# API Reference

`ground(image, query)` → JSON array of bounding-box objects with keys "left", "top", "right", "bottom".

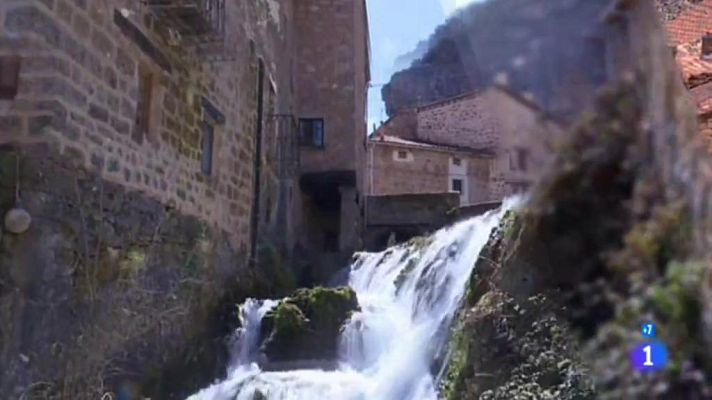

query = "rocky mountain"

[{"left": 382, "top": 0, "right": 611, "bottom": 118}]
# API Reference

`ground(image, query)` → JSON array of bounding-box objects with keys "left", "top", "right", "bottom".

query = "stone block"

[
  {"left": 89, "top": 103, "right": 109, "bottom": 123},
  {"left": 5, "top": 6, "right": 61, "bottom": 47},
  {"left": 115, "top": 47, "right": 136, "bottom": 77}
]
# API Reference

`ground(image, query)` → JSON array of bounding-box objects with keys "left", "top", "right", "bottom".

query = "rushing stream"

[{"left": 188, "top": 201, "right": 513, "bottom": 400}]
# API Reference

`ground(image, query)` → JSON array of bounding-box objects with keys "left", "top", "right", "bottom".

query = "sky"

[{"left": 365, "top": 0, "right": 481, "bottom": 132}]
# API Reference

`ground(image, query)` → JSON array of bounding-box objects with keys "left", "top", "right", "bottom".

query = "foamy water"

[{"left": 188, "top": 200, "right": 515, "bottom": 400}]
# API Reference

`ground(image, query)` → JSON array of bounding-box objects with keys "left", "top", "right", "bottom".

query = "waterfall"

[{"left": 188, "top": 200, "right": 514, "bottom": 400}]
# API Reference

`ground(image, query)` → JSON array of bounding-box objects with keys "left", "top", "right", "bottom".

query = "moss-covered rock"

[
  {"left": 442, "top": 78, "right": 712, "bottom": 399},
  {"left": 260, "top": 286, "right": 359, "bottom": 362}
]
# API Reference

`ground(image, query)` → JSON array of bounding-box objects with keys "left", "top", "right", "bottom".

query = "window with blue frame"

[{"left": 299, "top": 118, "right": 325, "bottom": 148}]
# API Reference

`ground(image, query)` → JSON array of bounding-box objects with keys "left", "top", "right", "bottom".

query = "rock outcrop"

[
  {"left": 442, "top": 80, "right": 712, "bottom": 398},
  {"left": 260, "top": 287, "right": 360, "bottom": 363},
  {"left": 382, "top": 0, "right": 609, "bottom": 118}
]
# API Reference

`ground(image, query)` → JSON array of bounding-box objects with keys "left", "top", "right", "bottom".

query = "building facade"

[
  {"left": 0, "top": 0, "right": 369, "bottom": 397},
  {"left": 293, "top": 0, "right": 370, "bottom": 258},
  {"left": 367, "top": 133, "right": 493, "bottom": 205},
  {"left": 367, "top": 86, "right": 564, "bottom": 206}
]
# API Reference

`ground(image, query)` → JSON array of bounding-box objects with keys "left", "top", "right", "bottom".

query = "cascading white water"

[{"left": 189, "top": 200, "right": 514, "bottom": 400}]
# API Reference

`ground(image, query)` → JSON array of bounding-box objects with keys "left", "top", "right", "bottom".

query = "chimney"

[{"left": 703, "top": 33, "right": 712, "bottom": 60}]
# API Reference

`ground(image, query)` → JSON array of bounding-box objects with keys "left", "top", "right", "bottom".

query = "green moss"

[
  {"left": 270, "top": 303, "right": 308, "bottom": 337},
  {"left": 260, "top": 286, "right": 360, "bottom": 361},
  {"left": 120, "top": 249, "right": 147, "bottom": 277},
  {"left": 651, "top": 260, "right": 705, "bottom": 333},
  {"left": 288, "top": 286, "right": 359, "bottom": 330},
  {"left": 442, "top": 319, "right": 473, "bottom": 400}
]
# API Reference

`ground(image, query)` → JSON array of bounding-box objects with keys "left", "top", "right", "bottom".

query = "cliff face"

[{"left": 382, "top": 0, "right": 610, "bottom": 118}]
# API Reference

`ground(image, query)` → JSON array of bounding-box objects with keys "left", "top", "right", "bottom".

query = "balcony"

[{"left": 143, "top": 0, "right": 225, "bottom": 41}]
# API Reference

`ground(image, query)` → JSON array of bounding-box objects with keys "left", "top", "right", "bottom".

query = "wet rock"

[
  {"left": 260, "top": 286, "right": 359, "bottom": 363},
  {"left": 3, "top": 207, "right": 31, "bottom": 234}
]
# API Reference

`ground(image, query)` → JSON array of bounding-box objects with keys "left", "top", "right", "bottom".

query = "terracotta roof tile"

[
  {"left": 675, "top": 40, "right": 712, "bottom": 85},
  {"left": 666, "top": 0, "right": 712, "bottom": 45}
]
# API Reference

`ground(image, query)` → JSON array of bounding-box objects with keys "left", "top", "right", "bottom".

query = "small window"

[
  {"left": 394, "top": 149, "right": 412, "bottom": 162},
  {"left": 510, "top": 148, "right": 529, "bottom": 172},
  {"left": 452, "top": 157, "right": 462, "bottom": 166},
  {"left": 452, "top": 179, "right": 463, "bottom": 194},
  {"left": 134, "top": 64, "right": 154, "bottom": 143},
  {"left": 299, "top": 118, "right": 325, "bottom": 148},
  {"left": 201, "top": 123, "right": 215, "bottom": 175},
  {"left": 516, "top": 148, "right": 529, "bottom": 172},
  {"left": 0, "top": 56, "right": 21, "bottom": 99}
]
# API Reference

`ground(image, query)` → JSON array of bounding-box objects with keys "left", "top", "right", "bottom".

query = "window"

[
  {"left": 201, "top": 123, "right": 215, "bottom": 175},
  {"left": 452, "top": 157, "right": 462, "bottom": 166},
  {"left": 516, "top": 148, "right": 529, "bottom": 172},
  {"left": 452, "top": 178, "right": 463, "bottom": 194},
  {"left": 299, "top": 118, "right": 325, "bottom": 148},
  {"left": 393, "top": 149, "right": 412, "bottom": 162},
  {"left": 0, "top": 56, "right": 21, "bottom": 99},
  {"left": 510, "top": 148, "right": 529, "bottom": 172},
  {"left": 134, "top": 64, "right": 154, "bottom": 143}
]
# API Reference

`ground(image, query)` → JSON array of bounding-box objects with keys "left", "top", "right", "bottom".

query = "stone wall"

[
  {"left": 0, "top": 0, "right": 297, "bottom": 397},
  {"left": 484, "top": 86, "right": 567, "bottom": 197},
  {"left": 293, "top": 0, "right": 365, "bottom": 175},
  {"left": 291, "top": 0, "right": 369, "bottom": 255},
  {"left": 0, "top": 0, "right": 292, "bottom": 249},
  {"left": 364, "top": 192, "right": 460, "bottom": 250},
  {"left": 416, "top": 93, "right": 500, "bottom": 150},
  {"left": 366, "top": 140, "right": 493, "bottom": 204},
  {"left": 0, "top": 143, "right": 272, "bottom": 398}
]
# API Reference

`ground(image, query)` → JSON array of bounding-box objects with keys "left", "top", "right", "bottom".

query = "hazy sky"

[{"left": 366, "top": 0, "right": 481, "bottom": 131}]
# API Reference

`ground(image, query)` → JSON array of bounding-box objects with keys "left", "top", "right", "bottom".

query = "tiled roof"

[
  {"left": 372, "top": 134, "right": 457, "bottom": 150},
  {"left": 675, "top": 40, "right": 712, "bottom": 86},
  {"left": 666, "top": 0, "right": 712, "bottom": 45}
]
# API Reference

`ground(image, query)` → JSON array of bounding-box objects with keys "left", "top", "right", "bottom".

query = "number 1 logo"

[
  {"left": 631, "top": 342, "right": 668, "bottom": 372},
  {"left": 643, "top": 345, "right": 653, "bottom": 366}
]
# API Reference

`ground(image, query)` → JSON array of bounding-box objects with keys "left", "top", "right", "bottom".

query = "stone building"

[
  {"left": 0, "top": 0, "right": 368, "bottom": 397},
  {"left": 367, "top": 131, "right": 493, "bottom": 205},
  {"left": 366, "top": 86, "right": 564, "bottom": 205},
  {"left": 293, "top": 0, "right": 370, "bottom": 260},
  {"left": 663, "top": 0, "right": 712, "bottom": 148}
]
